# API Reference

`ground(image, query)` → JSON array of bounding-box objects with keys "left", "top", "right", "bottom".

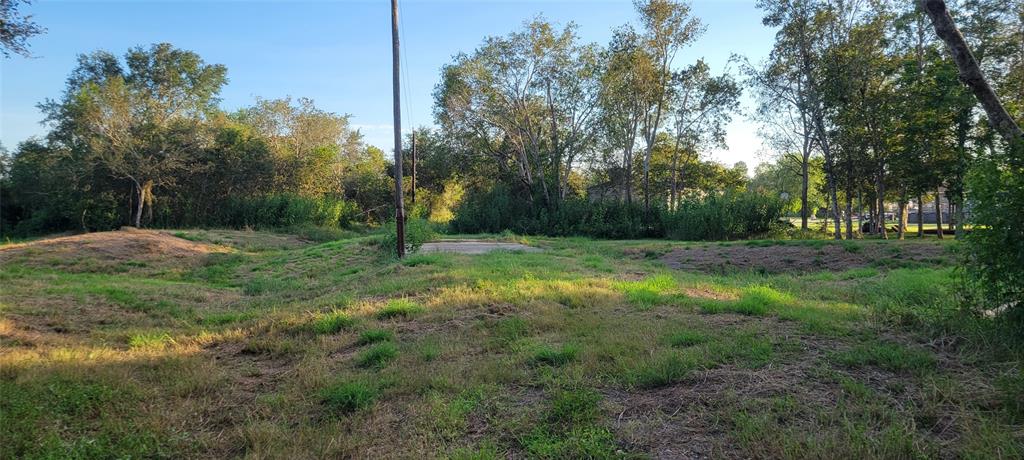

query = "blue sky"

[{"left": 1, "top": 0, "right": 777, "bottom": 169}]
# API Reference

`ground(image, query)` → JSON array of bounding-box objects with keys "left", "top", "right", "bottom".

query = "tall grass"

[{"left": 450, "top": 185, "right": 784, "bottom": 241}]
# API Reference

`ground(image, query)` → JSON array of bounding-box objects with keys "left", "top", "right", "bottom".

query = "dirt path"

[{"left": 419, "top": 240, "right": 542, "bottom": 255}]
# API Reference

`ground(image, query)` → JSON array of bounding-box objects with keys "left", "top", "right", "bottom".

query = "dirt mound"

[
  {"left": 0, "top": 228, "right": 229, "bottom": 272},
  {"left": 661, "top": 241, "right": 951, "bottom": 274}
]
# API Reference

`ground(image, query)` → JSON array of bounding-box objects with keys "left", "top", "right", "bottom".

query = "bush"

[
  {"left": 449, "top": 185, "right": 784, "bottom": 241},
  {"left": 963, "top": 158, "right": 1024, "bottom": 332},
  {"left": 380, "top": 218, "right": 435, "bottom": 257},
  {"left": 665, "top": 192, "right": 786, "bottom": 241},
  {"left": 212, "top": 194, "right": 360, "bottom": 230}
]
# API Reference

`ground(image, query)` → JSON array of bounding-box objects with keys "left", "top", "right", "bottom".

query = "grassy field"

[{"left": 1, "top": 229, "right": 1022, "bottom": 458}]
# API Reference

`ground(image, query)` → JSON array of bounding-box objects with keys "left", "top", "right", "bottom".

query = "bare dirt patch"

[
  {"left": 0, "top": 228, "right": 229, "bottom": 272},
  {"left": 661, "top": 241, "right": 950, "bottom": 274},
  {"left": 420, "top": 240, "right": 542, "bottom": 255}
]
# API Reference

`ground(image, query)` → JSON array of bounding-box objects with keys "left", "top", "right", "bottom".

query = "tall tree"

[
  {"left": 435, "top": 18, "right": 603, "bottom": 209},
  {"left": 668, "top": 59, "right": 741, "bottom": 209},
  {"left": 44, "top": 43, "right": 227, "bottom": 227},
  {"left": 0, "top": 0, "right": 45, "bottom": 58},
  {"left": 634, "top": 0, "right": 704, "bottom": 213}
]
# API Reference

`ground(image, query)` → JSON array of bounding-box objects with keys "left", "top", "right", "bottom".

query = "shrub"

[
  {"left": 963, "top": 158, "right": 1024, "bottom": 333},
  {"left": 380, "top": 217, "right": 435, "bottom": 257},
  {"left": 213, "top": 194, "right": 360, "bottom": 230},
  {"left": 449, "top": 184, "right": 784, "bottom": 241},
  {"left": 321, "top": 381, "right": 377, "bottom": 414}
]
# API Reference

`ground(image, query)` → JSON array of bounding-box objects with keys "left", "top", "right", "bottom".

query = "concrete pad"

[{"left": 418, "top": 240, "right": 542, "bottom": 255}]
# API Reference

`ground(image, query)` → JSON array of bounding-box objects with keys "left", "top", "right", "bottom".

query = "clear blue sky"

[{"left": 1, "top": 0, "right": 776, "bottom": 169}]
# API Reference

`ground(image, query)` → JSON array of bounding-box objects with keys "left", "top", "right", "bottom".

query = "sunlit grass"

[{"left": 2, "top": 231, "right": 1019, "bottom": 458}]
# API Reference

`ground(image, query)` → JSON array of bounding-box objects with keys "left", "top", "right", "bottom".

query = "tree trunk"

[
  {"left": 878, "top": 175, "right": 888, "bottom": 240},
  {"left": 868, "top": 200, "right": 876, "bottom": 235},
  {"left": 898, "top": 188, "right": 908, "bottom": 240},
  {"left": 917, "top": 194, "right": 924, "bottom": 237},
  {"left": 670, "top": 141, "right": 679, "bottom": 211},
  {"left": 947, "top": 200, "right": 955, "bottom": 233},
  {"left": 920, "top": 0, "right": 1023, "bottom": 144},
  {"left": 800, "top": 156, "right": 809, "bottom": 230},
  {"left": 132, "top": 180, "right": 144, "bottom": 228},
  {"left": 827, "top": 182, "right": 843, "bottom": 239},
  {"left": 845, "top": 194, "right": 853, "bottom": 240},
  {"left": 935, "top": 188, "right": 944, "bottom": 239},
  {"left": 955, "top": 199, "right": 965, "bottom": 239}
]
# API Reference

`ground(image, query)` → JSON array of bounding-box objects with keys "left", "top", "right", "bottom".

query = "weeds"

[
  {"left": 377, "top": 299, "right": 425, "bottom": 319},
  {"left": 356, "top": 342, "right": 399, "bottom": 369},
  {"left": 321, "top": 381, "right": 377, "bottom": 414},
  {"left": 311, "top": 310, "right": 355, "bottom": 334}
]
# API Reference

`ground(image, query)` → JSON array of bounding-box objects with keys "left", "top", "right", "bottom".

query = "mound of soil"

[
  {"left": 0, "top": 228, "right": 229, "bottom": 271},
  {"left": 661, "top": 241, "right": 950, "bottom": 274}
]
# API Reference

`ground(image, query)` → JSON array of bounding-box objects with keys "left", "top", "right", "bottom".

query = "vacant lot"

[{"left": 1, "top": 230, "right": 1021, "bottom": 458}]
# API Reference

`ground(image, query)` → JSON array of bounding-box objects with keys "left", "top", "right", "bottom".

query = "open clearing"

[{"left": 1, "top": 230, "right": 1021, "bottom": 458}]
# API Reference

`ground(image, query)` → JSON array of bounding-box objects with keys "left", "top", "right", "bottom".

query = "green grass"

[
  {"left": 531, "top": 344, "right": 579, "bottom": 367},
  {"left": 376, "top": 298, "right": 425, "bottom": 319},
  {"left": 321, "top": 381, "right": 378, "bottom": 414},
  {"left": 311, "top": 310, "right": 355, "bottom": 334},
  {"left": 832, "top": 341, "right": 937, "bottom": 375},
  {"left": 357, "top": 329, "right": 394, "bottom": 345},
  {"left": 2, "top": 230, "right": 1020, "bottom": 458},
  {"left": 356, "top": 342, "right": 399, "bottom": 369}
]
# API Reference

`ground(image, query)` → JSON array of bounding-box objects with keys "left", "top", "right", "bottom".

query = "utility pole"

[
  {"left": 391, "top": 0, "right": 406, "bottom": 258},
  {"left": 411, "top": 131, "right": 417, "bottom": 205}
]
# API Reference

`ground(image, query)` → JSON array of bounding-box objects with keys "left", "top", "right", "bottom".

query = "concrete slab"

[{"left": 418, "top": 240, "right": 542, "bottom": 255}]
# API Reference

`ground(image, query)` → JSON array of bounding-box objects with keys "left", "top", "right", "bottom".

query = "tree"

[
  {"left": 919, "top": 0, "right": 1022, "bottom": 144},
  {"left": 46, "top": 43, "right": 228, "bottom": 227},
  {"left": 236, "top": 97, "right": 363, "bottom": 198},
  {"left": 668, "top": 59, "right": 741, "bottom": 209},
  {"left": 435, "top": 18, "right": 603, "bottom": 209},
  {"left": 633, "top": 0, "right": 704, "bottom": 213},
  {"left": 0, "top": 0, "right": 45, "bottom": 58}
]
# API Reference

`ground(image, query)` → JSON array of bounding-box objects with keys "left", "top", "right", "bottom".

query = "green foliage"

[
  {"left": 832, "top": 341, "right": 936, "bottom": 375},
  {"left": 127, "top": 332, "right": 174, "bottom": 350},
  {"left": 451, "top": 184, "right": 784, "bottom": 241},
  {"left": 311, "top": 310, "right": 355, "bottom": 335},
  {"left": 215, "top": 194, "right": 360, "bottom": 230},
  {"left": 615, "top": 274, "right": 676, "bottom": 308},
  {"left": 665, "top": 192, "right": 786, "bottom": 241},
  {"left": 356, "top": 342, "right": 399, "bottom": 369},
  {"left": 380, "top": 218, "right": 436, "bottom": 257},
  {"left": 376, "top": 299, "right": 425, "bottom": 319},
  {"left": 666, "top": 330, "right": 708, "bottom": 347},
  {"left": 357, "top": 329, "right": 394, "bottom": 345},
  {"left": 531, "top": 344, "right": 579, "bottom": 367},
  {"left": 627, "top": 351, "right": 701, "bottom": 388},
  {"left": 963, "top": 158, "right": 1024, "bottom": 332},
  {"left": 321, "top": 381, "right": 377, "bottom": 414}
]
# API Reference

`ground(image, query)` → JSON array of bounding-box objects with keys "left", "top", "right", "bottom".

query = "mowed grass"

[{"left": 1, "top": 231, "right": 1021, "bottom": 458}]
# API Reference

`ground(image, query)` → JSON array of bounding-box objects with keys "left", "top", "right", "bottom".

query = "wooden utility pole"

[
  {"left": 391, "top": 0, "right": 406, "bottom": 257},
  {"left": 411, "top": 131, "right": 417, "bottom": 205}
]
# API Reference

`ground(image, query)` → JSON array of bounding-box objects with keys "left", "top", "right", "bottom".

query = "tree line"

[{"left": 1, "top": 44, "right": 394, "bottom": 235}]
